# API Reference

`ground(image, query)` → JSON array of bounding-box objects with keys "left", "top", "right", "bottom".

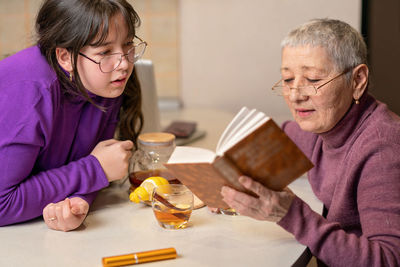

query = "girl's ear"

[
  {"left": 55, "top": 47, "right": 73, "bottom": 72},
  {"left": 351, "top": 64, "right": 369, "bottom": 101}
]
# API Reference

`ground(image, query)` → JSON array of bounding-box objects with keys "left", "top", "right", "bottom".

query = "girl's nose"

[{"left": 117, "top": 54, "right": 130, "bottom": 70}]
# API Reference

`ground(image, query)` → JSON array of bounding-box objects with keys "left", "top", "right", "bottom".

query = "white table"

[{"left": 0, "top": 108, "right": 322, "bottom": 267}]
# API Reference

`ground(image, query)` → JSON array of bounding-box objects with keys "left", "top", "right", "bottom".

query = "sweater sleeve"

[
  {"left": 67, "top": 96, "right": 122, "bottom": 204},
  {"left": 0, "top": 81, "right": 109, "bottom": 226},
  {"left": 278, "top": 140, "right": 400, "bottom": 266}
]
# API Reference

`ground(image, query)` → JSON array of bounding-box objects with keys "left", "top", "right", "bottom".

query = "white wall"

[{"left": 179, "top": 0, "right": 361, "bottom": 122}]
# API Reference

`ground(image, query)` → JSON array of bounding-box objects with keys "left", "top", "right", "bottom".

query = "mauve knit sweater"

[{"left": 278, "top": 93, "right": 400, "bottom": 266}]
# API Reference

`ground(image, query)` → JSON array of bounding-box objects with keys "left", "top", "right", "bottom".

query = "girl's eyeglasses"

[{"left": 79, "top": 36, "right": 147, "bottom": 73}]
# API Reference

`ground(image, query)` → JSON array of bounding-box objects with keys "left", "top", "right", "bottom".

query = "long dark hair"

[{"left": 35, "top": 0, "right": 143, "bottom": 147}]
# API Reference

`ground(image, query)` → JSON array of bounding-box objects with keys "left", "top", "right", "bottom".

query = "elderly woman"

[{"left": 221, "top": 19, "right": 400, "bottom": 266}]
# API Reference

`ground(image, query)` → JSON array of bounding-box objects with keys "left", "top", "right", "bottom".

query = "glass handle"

[{"left": 129, "top": 149, "right": 143, "bottom": 174}]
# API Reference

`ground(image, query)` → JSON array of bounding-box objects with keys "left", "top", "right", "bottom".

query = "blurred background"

[{"left": 0, "top": 0, "right": 398, "bottom": 118}]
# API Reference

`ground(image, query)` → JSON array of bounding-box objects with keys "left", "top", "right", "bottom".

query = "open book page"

[
  {"left": 168, "top": 146, "right": 216, "bottom": 164},
  {"left": 217, "top": 109, "right": 258, "bottom": 153},
  {"left": 216, "top": 107, "right": 253, "bottom": 153},
  {"left": 216, "top": 111, "right": 270, "bottom": 156}
]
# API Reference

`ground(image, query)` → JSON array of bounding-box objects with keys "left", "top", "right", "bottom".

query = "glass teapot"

[{"left": 128, "top": 132, "right": 177, "bottom": 191}]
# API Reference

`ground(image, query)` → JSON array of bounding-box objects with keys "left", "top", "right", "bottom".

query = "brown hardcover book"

[{"left": 164, "top": 108, "right": 314, "bottom": 209}]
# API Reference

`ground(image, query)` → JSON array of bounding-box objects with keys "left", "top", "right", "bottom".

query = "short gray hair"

[{"left": 281, "top": 19, "right": 367, "bottom": 74}]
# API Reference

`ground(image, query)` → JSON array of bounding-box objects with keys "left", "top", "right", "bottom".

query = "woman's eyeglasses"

[
  {"left": 271, "top": 67, "right": 353, "bottom": 97},
  {"left": 79, "top": 36, "right": 147, "bottom": 73}
]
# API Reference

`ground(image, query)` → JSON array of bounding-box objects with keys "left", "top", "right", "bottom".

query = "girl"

[{"left": 0, "top": 0, "right": 145, "bottom": 231}]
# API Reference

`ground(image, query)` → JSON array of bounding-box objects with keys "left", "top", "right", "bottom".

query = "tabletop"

[
  {"left": 0, "top": 175, "right": 321, "bottom": 267},
  {"left": 0, "top": 107, "right": 321, "bottom": 267}
]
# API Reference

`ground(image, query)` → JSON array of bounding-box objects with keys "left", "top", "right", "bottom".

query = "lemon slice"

[
  {"left": 175, "top": 203, "right": 192, "bottom": 210},
  {"left": 129, "top": 186, "right": 147, "bottom": 203},
  {"left": 129, "top": 176, "right": 169, "bottom": 203}
]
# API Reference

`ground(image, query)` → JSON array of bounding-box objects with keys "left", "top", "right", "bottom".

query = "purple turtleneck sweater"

[
  {"left": 278, "top": 93, "right": 400, "bottom": 266},
  {"left": 0, "top": 46, "right": 122, "bottom": 226}
]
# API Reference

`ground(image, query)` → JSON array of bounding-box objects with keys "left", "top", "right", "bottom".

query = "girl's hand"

[
  {"left": 43, "top": 197, "right": 89, "bottom": 231},
  {"left": 90, "top": 139, "right": 133, "bottom": 182},
  {"left": 221, "top": 176, "right": 295, "bottom": 222}
]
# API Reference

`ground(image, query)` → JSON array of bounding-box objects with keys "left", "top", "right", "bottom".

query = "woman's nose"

[{"left": 288, "top": 87, "right": 308, "bottom": 102}]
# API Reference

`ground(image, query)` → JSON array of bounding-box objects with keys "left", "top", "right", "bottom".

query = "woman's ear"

[
  {"left": 351, "top": 64, "right": 369, "bottom": 100},
  {"left": 55, "top": 47, "right": 73, "bottom": 73}
]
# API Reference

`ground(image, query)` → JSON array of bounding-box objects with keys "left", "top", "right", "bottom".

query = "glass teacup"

[{"left": 152, "top": 184, "right": 194, "bottom": 229}]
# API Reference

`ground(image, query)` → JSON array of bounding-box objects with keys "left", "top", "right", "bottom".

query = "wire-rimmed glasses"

[
  {"left": 79, "top": 36, "right": 147, "bottom": 73},
  {"left": 271, "top": 67, "right": 353, "bottom": 97}
]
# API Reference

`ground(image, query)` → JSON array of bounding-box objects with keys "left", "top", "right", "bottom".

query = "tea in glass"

[{"left": 152, "top": 184, "right": 193, "bottom": 229}]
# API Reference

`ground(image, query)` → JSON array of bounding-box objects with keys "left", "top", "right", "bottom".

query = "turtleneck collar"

[
  {"left": 66, "top": 88, "right": 102, "bottom": 104},
  {"left": 58, "top": 68, "right": 114, "bottom": 107},
  {"left": 319, "top": 93, "right": 377, "bottom": 149}
]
